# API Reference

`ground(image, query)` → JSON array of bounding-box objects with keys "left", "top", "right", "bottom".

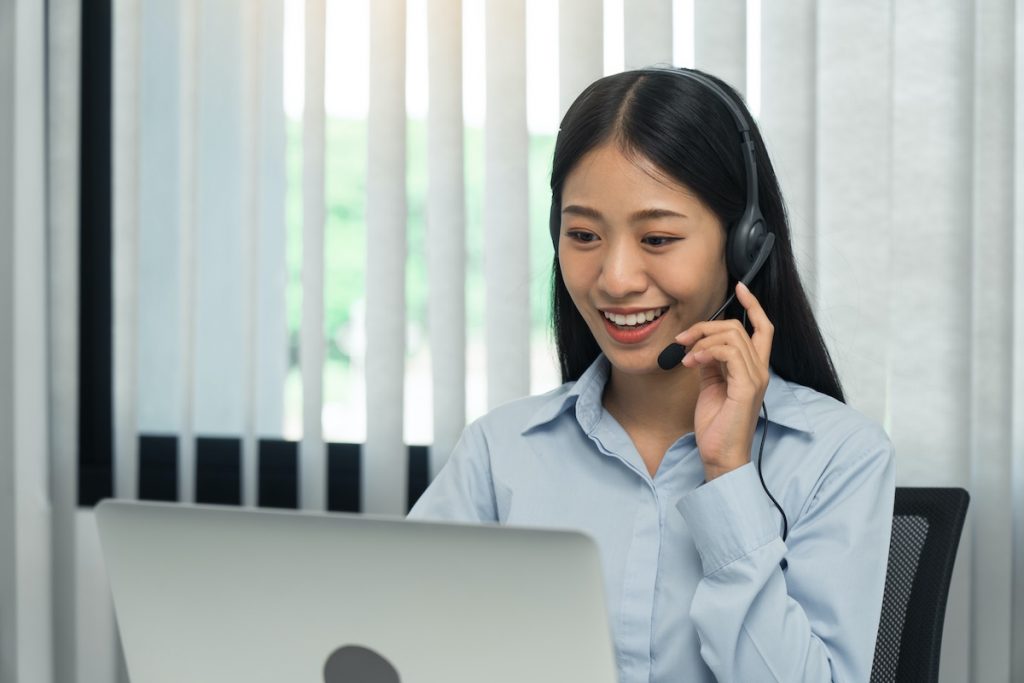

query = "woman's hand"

[{"left": 674, "top": 282, "right": 774, "bottom": 481}]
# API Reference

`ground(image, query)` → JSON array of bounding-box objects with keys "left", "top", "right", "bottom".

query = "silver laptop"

[{"left": 96, "top": 500, "right": 618, "bottom": 683}]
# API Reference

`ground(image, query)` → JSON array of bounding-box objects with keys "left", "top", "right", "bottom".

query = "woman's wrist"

[{"left": 702, "top": 459, "right": 747, "bottom": 482}]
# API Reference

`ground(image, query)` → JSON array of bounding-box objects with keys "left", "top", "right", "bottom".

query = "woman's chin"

[{"left": 602, "top": 346, "right": 672, "bottom": 375}]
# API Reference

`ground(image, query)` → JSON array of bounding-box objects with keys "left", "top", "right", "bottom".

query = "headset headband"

[{"left": 642, "top": 68, "right": 759, "bottom": 213}]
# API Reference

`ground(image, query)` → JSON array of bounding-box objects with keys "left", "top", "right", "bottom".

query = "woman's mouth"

[{"left": 600, "top": 307, "right": 668, "bottom": 344}]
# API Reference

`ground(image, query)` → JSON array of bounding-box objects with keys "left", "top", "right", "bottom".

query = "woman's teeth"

[{"left": 603, "top": 307, "right": 667, "bottom": 327}]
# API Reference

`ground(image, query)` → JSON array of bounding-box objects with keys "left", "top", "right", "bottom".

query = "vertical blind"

[
  {"left": 301, "top": 0, "right": 327, "bottom": 511},
  {"left": 484, "top": 0, "right": 530, "bottom": 411},
  {"left": 47, "top": 0, "right": 83, "bottom": 679},
  {"left": 365, "top": 0, "right": 408, "bottom": 515},
  {"left": 12, "top": 0, "right": 1019, "bottom": 680},
  {"left": 427, "top": 0, "right": 467, "bottom": 477}
]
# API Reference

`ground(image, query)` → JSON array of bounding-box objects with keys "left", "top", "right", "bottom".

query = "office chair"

[{"left": 870, "top": 487, "right": 969, "bottom": 683}]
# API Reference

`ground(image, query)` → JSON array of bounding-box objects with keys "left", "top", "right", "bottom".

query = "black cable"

[{"left": 755, "top": 401, "right": 789, "bottom": 542}]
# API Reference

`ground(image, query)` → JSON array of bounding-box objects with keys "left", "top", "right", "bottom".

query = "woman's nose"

[{"left": 598, "top": 241, "right": 648, "bottom": 298}]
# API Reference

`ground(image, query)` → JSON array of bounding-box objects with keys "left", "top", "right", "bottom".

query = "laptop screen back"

[{"left": 96, "top": 500, "right": 617, "bottom": 683}]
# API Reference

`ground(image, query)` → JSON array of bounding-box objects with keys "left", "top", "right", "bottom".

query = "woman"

[{"left": 409, "top": 67, "right": 895, "bottom": 683}]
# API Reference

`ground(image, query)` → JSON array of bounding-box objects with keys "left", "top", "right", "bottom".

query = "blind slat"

[
  {"left": 178, "top": 0, "right": 199, "bottom": 503},
  {"left": 240, "top": 0, "right": 262, "bottom": 507},
  {"left": 47, "top": 0, "right": 81, "bottom": 678},
  {"left": 815, "top": 2, "right": 892, "bottom": 425},
  {"left": 256, "top": 0, "right": 288, "bottom": 438},
  {"left": 693, "top": 0, "right": 745, "bottom": 94},
  {"left": 113, "top": 0, "right": 139, "bottom": 500},
  {"left": 760, "top": 0, "right": 815, "bottom": 296},
  {"left": 1012, "top": 0, "right": 1024, "bottom": 671},
  {"left": 194, "top": 0, "right": 247, "bottom": 438},
  {"left": 365, "top": 0, "right": 407, "bottom": 514},
  {"left": 138, "top": 0, "right": 183, "bottom": 437},
  {"left": 427, "top": 0, "right": 466, "bottom": 478},
  {"left": 889, "top": 0, "right": 972, "bottom": 485},
  {"left": 558, "top": 0, "right": 603, "bottom": 116},
  {"left": 484, "top": 0, "right": 530, "bottom": 410},
  {"left": 969, "top": 1, "right": 1016, "bottom": 679},
  {"left": 301, "top": 0, "right": 327, "bottom": 510},
  {"left": 3, "top": 0, "right": 54, "bottom": 677},
  {"left": 623, "top": 0, "right": 672, "bottom": 70}
]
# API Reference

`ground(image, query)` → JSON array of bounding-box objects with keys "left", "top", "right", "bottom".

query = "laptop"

[{"left": 96, "top": 500, "right": 618, "bottom": 683}]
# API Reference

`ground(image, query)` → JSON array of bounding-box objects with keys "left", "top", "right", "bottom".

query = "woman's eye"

[
  {"left": 566, "top": 230, "right": 598, "bottom": 243},
  {"left": 643, "top": 235, "right": 678, "bottom": 247}
]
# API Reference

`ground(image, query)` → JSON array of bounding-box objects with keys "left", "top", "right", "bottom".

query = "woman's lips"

[{"left": 601, "top": 311, "right": 667, "bottom": 344}]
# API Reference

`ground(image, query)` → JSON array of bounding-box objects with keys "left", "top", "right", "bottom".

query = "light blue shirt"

[{"left": 408, "top": 354, "right": 895, "bottom": 682}]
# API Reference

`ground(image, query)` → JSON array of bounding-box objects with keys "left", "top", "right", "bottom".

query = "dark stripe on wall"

[
  {"left": 114, "top": 437, "right": 433, "bottom": 513},
  {"left": 259, "top": 439, "right": 298, "bottom": 509},
  {"left": 139, "top": 435, "right": 178, "bottom": 502},
  {"left": 78, "top": 0, "right": 114, "bottom": 506},
  {"left": 408, "top": 445, "right": 429, "bottom": 512},
  {"left": 327, "top": 443, "right": 361, "bottom": 513},
  {"left": 196, "top": 437, "right": 241, "bottom": 505}
]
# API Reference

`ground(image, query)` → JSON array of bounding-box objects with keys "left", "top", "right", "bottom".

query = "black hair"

[{"left": 549, "top": 68, "right": 845, "bottom": 403}]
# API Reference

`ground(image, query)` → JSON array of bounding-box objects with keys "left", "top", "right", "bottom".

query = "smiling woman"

[
  {"left": 557, "top": 145, "right": 729, "bottom": 377},
  {"left": 409, "top": 67, "right": 897, "bottom": 683}
]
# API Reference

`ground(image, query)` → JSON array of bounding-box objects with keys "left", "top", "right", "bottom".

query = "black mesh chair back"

[{"left": 870, "top": 487, "right": 969, "bottom": 683}]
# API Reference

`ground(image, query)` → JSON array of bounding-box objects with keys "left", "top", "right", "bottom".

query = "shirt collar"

[
  {"left": 521, "top": 355, "right": 610, "bottom": 435},
  {"left": 762, "top": 369, "right": 814, "bottom": 434},
  {"left": 522, "top": 353, "right": 814, "bottom": 435}
]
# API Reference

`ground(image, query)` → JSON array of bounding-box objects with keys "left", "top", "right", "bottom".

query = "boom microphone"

[{"left": 656, "top": 233, "right": 775, "bottom": 371}]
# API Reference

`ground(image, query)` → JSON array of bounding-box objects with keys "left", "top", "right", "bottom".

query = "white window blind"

[{"left": 23, "top": 1, "right": 1019, "bottom": 680}]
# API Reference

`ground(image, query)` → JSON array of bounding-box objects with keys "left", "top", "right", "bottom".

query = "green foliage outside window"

[{"left": 283, "top": 118, "right": 558, "bottom": 426}]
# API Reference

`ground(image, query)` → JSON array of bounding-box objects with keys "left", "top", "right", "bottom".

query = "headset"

[
  {"left": 649, "top": 67, "right": 775, "bottom": 368},
  {"left": 639, "top": 68, "right": 788, "bottom": 545}
]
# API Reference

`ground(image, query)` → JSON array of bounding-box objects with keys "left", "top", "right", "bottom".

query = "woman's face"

[{"left": 558, "top": 143, "right": 730, "bottom": 376}]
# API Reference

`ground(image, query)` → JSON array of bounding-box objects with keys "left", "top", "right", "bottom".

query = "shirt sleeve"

[
  {"left": 407, "top": 419, "right": 500, "bottom": 523},
  {"left": 675, "top": 425, "right": 895, "bottom": 682}
]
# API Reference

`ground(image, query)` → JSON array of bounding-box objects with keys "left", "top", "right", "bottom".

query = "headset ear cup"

[
  {"left": 727, "top": 219, "right": 755, "bottom": 281},
  {"left": 727, "top": 218, "right": 769, "bottom": 283},
  {"left": 725, "top": 223, "right": 742, "bottom": 282}
]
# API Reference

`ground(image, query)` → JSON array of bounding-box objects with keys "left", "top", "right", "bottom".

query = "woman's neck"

[{"left": 601, "top": 363, "right": 700, "bottom": 442}]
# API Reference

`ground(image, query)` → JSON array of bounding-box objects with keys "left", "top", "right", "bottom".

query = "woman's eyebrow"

[
  {"left": 562, "top": 204, "right": 603, "bottom": 220},
  {"left": 561, "top": 205, "right": 688, "bottom": 221},
  {"left": 629, "top": 207, "right": 688, "bottom": 221}
]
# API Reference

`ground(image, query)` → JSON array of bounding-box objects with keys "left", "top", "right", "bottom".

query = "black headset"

[
  {"left": 644, "top": 69, "right": 788, "bottom": 545},
  {"left": 646, "top": 66, "right": 776, "bottom": 372},
  {"left": 671, "top": 69, "right": 776, "bottom": 287}
]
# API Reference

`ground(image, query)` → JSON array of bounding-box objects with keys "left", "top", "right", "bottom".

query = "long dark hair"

[{"left": 549, "top": 68, "right": 845, "bottom": 403}]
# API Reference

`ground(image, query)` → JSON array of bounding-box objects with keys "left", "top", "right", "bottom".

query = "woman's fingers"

[
  {"left": 676, "top": 285, "right": 774, "bottom": 366},
  {"left": 675, "top": 289, "right": 773, "bottom": 393},
  {"left": 677, "top": 320, "right": 757, "bottom": 371},
  {"left": 735, "top": 282, "right": 774, "bottom": 364},
  {"left": 675, "top": 317, "right": 748, "bottom": 348},
  {"left": 681, "top": 330, "right": 762, "bottom": 392}
]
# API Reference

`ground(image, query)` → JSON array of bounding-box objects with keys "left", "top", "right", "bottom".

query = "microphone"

[
  {"left": 657, "top": 340, "right": 687, "bottom": 370},
  {"left": 657, "top": 233, "right": 775, "bottom": 371}
]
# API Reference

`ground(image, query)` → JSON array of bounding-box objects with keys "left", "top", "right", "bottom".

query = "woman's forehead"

[{"left": 562, "top": 143, "right": 705, "bottom": 213}]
